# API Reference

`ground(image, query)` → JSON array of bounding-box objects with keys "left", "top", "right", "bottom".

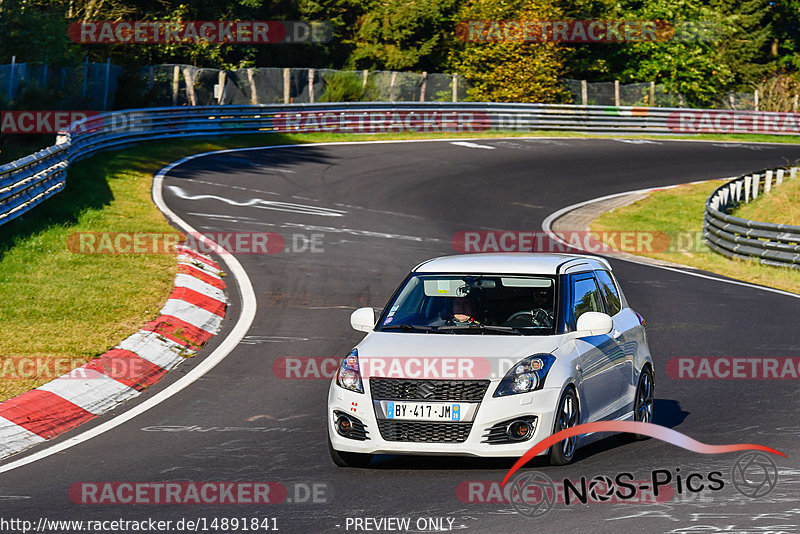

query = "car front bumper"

[{"left": 327, "top": 380, "right": 562, "bottom": 458}]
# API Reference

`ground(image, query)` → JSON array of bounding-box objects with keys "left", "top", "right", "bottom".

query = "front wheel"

[
  {"left": 632, "top": 367, "right": 654, "bottom": 440},
  {"left": 328, "top": 433, "right": 373, "bottom": 468},
  {"left": 549, "top": 388, "right": 580, "bottom": 465}
]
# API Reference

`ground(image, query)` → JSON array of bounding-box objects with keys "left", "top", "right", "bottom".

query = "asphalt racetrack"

[{"left": 2, "top": 137, "right": 800, "bottom": 533}]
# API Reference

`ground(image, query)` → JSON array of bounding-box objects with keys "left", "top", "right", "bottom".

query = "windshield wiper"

[
  {"left": 437, "top": 324, "right": 523, "bottom": 335},
  {"left": 381, "top": 324, "right": 436, "bottom": 333}
]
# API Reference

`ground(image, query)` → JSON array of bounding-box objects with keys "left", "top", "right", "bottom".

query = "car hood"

[{"left": 354, "top": 332, "right": 558, "bottom": 380}]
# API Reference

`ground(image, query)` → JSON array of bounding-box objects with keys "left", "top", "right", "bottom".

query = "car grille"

[
  {"left": 378, "top": 421, "right": 473, "bottom": 443},
  {"left": 370, "top": 379, "right": 488, "bottom": 443},
  {"left": 369, "top": 379, "right": 490, "bottom": 402}
]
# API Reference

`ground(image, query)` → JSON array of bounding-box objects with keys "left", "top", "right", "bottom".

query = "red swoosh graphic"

[{"left": 501, "top": 421, "right": 785, "bottom": 487}]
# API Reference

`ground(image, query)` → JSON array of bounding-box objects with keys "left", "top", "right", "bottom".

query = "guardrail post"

[
  {"left": 452, "top": 74, "right": 458, "bottom": 102},
  {"left": 764, "top": 170, "right": 773, "bottom": 194},
  {"left": 776, "top": 169, "right": 784, "bottom": 186},
  {"left": 754, "top": 89, "right": 759, "bottom": 111},
  {"left": 752, "top": 173, "right": 760, "bottom": 199},
  {"left": 614, "top": 80, "right": 620, "bottom": 106},
  {"left": 283, "top": 68, "right": 290, "bottom": 104},
  {"left": 649, "top": 81, "right": 655, "bottom": 106},
  {"left": 581, "top": 80, "right": 587, "bottom": 106},
  {"left": 791, "top": 167, "right": 798, "bottom": 181},
  {"left": 735, "top": 181, "right": 742, "bottom": 203},
  {"left": 183, "top": 67, "right": 197, "bottom": 106},
  {"left": 744, "top": 175, "right": 752, "bottom": 203},
  {"left": 247, "top": 68, "right": 257, "bottom": 105},
  {"left": 8, "top": 55, "right": 15, "bottom": 101},
  {"left": 103, "top": 57, "right": 111, "bottom": 110},
  {"left": 82, "top": 56, "right": 89, "bottom": 98},
  {"left": 389, "top": 71, "right": 397, "bottom": 102},
  {"left": 217, "top": 71, "right": 226, "bottom": 104},
  {"left": 362, "top": 69, "right": 369, "bottom": 89},
  {"left": 420, "top": 71, "right": 427, "bottom": 102},
  {"left": 172, "top": 65, "right": 179, "bottom": 106},
  {"left": 308, "top": 68, "right": 315, "bottom": 103}
]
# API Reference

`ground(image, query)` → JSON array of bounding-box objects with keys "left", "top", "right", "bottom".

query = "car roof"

[{"left": 413, "top": 253, "right": 611, "bottom": 275}]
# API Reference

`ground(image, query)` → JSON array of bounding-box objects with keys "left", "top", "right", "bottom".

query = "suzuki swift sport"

[{"left": 328, "top": 253, "right": 654, "bottom": 467}]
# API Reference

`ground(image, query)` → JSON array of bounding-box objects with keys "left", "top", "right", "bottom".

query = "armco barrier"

[
  {"left": 703, "top": 167, "right": 800, "bottom": 269},
  {"left": 2, "top": 102, "right": 800, "bottom": 227}
]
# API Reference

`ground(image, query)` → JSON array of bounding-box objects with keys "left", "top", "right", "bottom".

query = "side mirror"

[
  {"left": 350, "top": 307, "right": 376, "bottom": 333},
  {"left": 575, "top": 311, "right": 613, "bottom": 337}
]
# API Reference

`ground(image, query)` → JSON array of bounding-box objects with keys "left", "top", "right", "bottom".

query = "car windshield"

[{"left": 379, "top": 274, "right": 556, "bottom": 335}]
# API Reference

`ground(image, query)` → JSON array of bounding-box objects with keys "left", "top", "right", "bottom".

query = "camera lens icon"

[{"left": 731, "top": 451, "right": 779, "bottom": 499}]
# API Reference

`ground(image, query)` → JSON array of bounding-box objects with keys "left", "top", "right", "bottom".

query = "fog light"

[
  {"left": 335, "top": 414, "right": 353, "bottom": 437},
  {"left": 507, "top": 420, "right": 533, "bottom": 441}
]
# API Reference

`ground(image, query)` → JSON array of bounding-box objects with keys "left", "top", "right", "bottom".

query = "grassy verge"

[
  {"left": 734, "top": 173, "right": 800, "bottom": 226},
  {"left": 590, "top": 180, "right": 800, "bottom": 294},
  {"left": 2, "top": 129, "right": 800, "bottom": 401}
]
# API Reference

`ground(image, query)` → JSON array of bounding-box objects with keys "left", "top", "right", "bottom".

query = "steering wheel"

[{"left": 505, "top": 309, "right": 553, "bottom": 328}]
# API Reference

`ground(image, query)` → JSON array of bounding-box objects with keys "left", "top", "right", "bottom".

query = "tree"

[{"left": 450, "top": 0, "right": 570, "bottom": 103}]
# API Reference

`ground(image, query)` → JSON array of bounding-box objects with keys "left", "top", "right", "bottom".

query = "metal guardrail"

[
  {"left": 703, "top": 167, "right": 800, "bottom": 269},
  {"left": 1, "top": 101, "right": 799, "bottom": 228}
]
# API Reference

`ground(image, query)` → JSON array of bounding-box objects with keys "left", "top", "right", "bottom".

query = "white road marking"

[
  {"left": 168, "top": 185, "right": 346, "bottom": 217},
  {"left": 281, "top": 222, "right": 441, "bottom": 242},
  {"left": 450, "top": 141, "right": 496, "bottom": 150},
  {"left": 613, "top": 138, "right": 661, "bottom": 144}
]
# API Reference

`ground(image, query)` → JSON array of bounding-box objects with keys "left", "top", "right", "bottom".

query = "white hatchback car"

[{"left": 328, "top": 253, "right": 654, "bottom": 467}]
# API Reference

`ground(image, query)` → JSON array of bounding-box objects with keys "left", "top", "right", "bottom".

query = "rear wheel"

[
  {"left": 328, "top": 433, "right": 373, "bottom": 468},
  {"left": 632, "top": 367, "right": 654, "bottom": 440},
  {"left": 549, "top": 388, "right": 580, "bottom": 465}
]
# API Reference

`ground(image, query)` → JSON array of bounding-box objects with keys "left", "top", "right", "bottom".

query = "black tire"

[
  {"left": 328, "top": 433, "right": 373, "bottom": 468},
  {"left": 632, "top": 366, "right": 655, "bottom": 441},
  {"left": 549, "top": 387, "right": 580, "bottom": 466}
]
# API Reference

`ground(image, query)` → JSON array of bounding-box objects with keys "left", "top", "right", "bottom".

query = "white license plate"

[{"left": 384, "top": 401, "right": 462, "bottom": 422}]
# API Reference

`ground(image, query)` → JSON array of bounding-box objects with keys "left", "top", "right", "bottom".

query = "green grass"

[
  {"left": 734, "top": 173, "right": 800, "bottom": 226},
  {"left": 2, "top": 128, "right": 800, "bottom": 401},
  {"left": 590, "top": 180, "right": 800, "bottom": 294}
]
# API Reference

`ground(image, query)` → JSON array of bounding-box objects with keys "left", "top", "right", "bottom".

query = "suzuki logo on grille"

[{"left": 418, "top": 383, "right": 435, "bottom": 399}]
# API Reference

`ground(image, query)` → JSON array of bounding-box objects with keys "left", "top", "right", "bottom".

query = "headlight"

[
  {"left": 336, "top": 349, "right": 363, "bottom": 393},
  {"left": 493, "top": 354, "right": 556, "bottom": 397}
]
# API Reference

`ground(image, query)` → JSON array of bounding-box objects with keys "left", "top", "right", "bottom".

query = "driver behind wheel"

[
  {"left": 430, "top": 295, "right": 481, "bottom": 326},
  {"left": 451, "top": 296, "right": 480, "bottom": 325}
]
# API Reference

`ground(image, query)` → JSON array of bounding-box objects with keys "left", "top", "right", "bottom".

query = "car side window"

[
  {"left": 571, "top": 276, "right": 604, "bottom": 324},
  {"left": 595, "top": 270, "right": 622, "bottom": 316}
]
